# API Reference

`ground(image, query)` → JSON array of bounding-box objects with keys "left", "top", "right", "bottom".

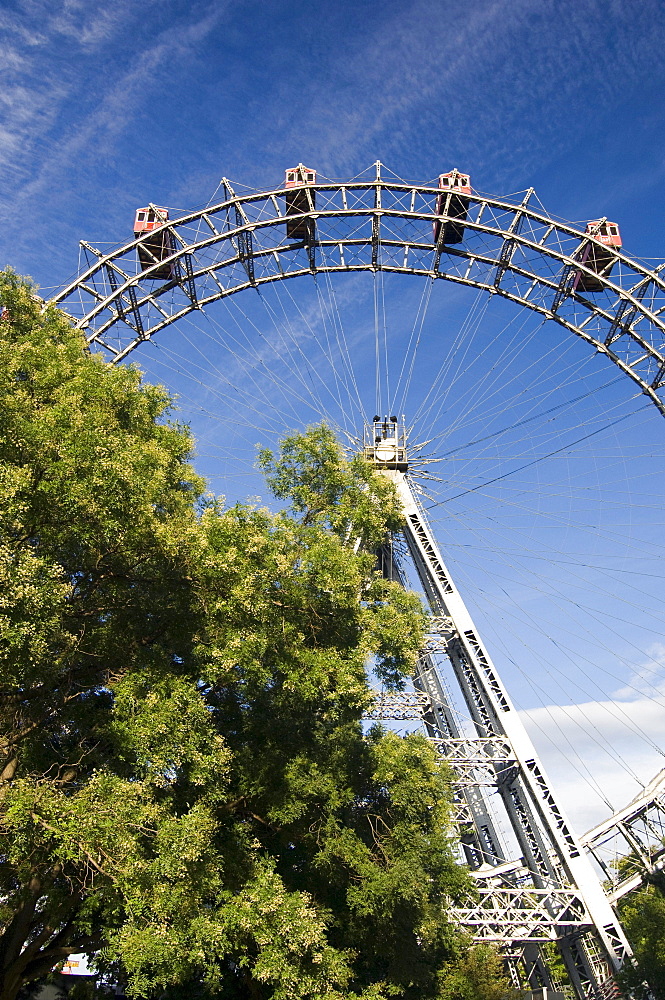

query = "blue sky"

[
  {"left": 4, "top": 0, "right": 665, "bottom": 283},
  {"left": 3, "top": 0, "right": 665, "bottom": 831}
]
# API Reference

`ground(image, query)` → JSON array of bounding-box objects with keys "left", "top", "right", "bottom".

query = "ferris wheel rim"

[
  {"left": 50, "top": 166, "right": 665, "bottom": 416},
  {"left": 44, "top": 168, "right": 665, "bottom": 909}
]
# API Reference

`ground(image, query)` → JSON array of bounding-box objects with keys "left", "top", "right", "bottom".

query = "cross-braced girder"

[
  {"left": 449, "top": 887, "right": 591, "bottom": 942},
  {"left": 50, "top": 164, "right": 665, "bottom": 416},
  {"left": 366, "top": 689, "right": 429, "bottom": 720}
]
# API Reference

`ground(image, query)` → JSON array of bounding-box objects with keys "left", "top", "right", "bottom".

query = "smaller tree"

[
  {"left": 438, "top": 945, "right": 516, "bottom": 1000},
  {"left": 619, "top": 882, "right": 665, "bottom": 999},
  {"left": 258, "top": 423, "right": 405, "bottom": 547}
]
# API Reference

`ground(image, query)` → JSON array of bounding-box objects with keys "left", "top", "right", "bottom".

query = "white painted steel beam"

[{"left": 364, "top": 420, "right": 631, "bottom": 998}]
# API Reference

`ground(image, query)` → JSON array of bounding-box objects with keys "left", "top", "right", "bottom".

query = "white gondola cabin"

[
  {"left": 134, "top": 206, "right": 174, "bottom": 280},
  {"left": 285, "top": 165, "right": 316, "bottom": 240},
  {"left": 573, "top": 220, "right": 622, "bottom": 293},
  {"left": 434, "top": 170, "right": 471, "bottom": 245},
  {"left": 363, "top": 416, "right": 408, "bottom": 471}
]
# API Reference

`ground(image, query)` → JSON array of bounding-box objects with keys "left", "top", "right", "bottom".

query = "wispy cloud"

[
  {"left": 0, "top": 0, "right": 227, "bottom": 262},
  {"left": 249, "top": 0, "right": 665, "bottom": 191},
  {"left": 613, "top": 641, "right": 665, "bottom": 699},
  {"left": 0, "top": 1, "right": 132, "bottom": 188}
]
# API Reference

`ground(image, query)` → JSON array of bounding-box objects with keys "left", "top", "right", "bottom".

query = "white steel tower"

[{"left": 365, "top": 417, "right": 631, "bottom": 1000}]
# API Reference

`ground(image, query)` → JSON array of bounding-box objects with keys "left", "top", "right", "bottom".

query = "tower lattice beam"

[{"left": 365, "top": 417, "right": 631, "bottom": 1000}]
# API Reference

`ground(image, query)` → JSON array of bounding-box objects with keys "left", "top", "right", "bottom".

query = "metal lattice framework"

[
  {"left": 52, "top": 163, "right": 665, "bottom": 418},
  {"left": 48, "top": 165, "right": 665, "bottom": 999}
]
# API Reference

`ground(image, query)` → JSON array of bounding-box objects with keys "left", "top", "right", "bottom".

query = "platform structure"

[
  {"left": 365, "top": 417, "right": 631, "bottom": 1000},
  {"left": 581, "top": 769, "right": 665, "bottom": 905}
]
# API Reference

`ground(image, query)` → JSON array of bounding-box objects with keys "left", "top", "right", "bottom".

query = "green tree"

[
  {"left": 437, "top": 945, "right": 515, "bottom": 1000},
  {"left": 0, "top": 270, "right": 511, "bottom": 1000},
  {"left": 619, "top": 881, "right": 665, "bottom": 999}
]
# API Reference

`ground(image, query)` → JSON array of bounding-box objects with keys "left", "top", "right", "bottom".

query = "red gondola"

[
  {"left": 284, "top": 165, "right": 316, "bottom": 240},
  {"left": 134, "top": 206, "right": 174, "bottom": 279},
  {"left": 573, "top": 220, "right": 622, "bottom": 293},
  {"left": 433, "top": 170, "right": 471, "bottom": 245}
]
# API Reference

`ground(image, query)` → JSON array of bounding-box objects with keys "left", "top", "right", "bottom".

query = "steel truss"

[
  {"left": 51, "top": 163, "right": 665, "bottom": 416},
  {"left": 581, "top": 769, "right": 665, "bottom": 904},
  {"left": 370, "top": 438, "right": 631, "bottom": 1000}
]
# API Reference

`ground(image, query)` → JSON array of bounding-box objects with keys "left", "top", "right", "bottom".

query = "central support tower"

[{"left": 365, "top": 417, "right": 630, "bottom": 1000}]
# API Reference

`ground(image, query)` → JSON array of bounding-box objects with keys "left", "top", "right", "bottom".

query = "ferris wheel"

[{"left": 51, "top": 162, "right": 665, "bottom": 998}]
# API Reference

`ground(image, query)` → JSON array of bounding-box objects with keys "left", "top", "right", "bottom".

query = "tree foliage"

[
  {"left": 618, "top": 881, "right": 665, "bottom": 999},
  {"left": 0, "top": 270, "right": 511, "bottom": 1000}
]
